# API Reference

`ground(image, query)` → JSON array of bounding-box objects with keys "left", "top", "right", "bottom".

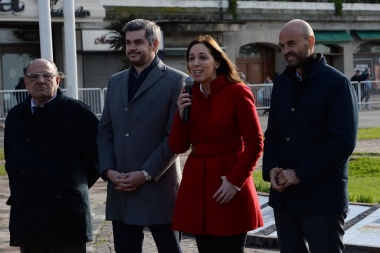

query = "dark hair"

[
  {"left": 185, "top": 35, "right": 244, "bottom": 84},
  {"left": 122, "top": 19, "right": 161, "bottom": 47}
]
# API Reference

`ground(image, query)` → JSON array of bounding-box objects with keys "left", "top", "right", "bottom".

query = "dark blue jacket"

[
  {"left": 262, "top": 53, "right": 358, "bottom": 214},
  {"left": 4, "top": 88, "right": 99, "bottom": 246}
]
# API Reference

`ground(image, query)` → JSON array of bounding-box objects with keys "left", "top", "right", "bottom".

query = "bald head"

[
  {"left": 279, "top": 19, "right": 315, "bottom": 69},
  {"left": 281, "top": 19, "right": 314, "bottom": 40},
  {"left": 24, "top": 58, "right": 61, "bottom": 107}
]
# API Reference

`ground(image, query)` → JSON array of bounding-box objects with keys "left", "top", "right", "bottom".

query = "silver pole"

[
  {"left": 63, "top": 0, "right": 78, "bottom": 99},
  {"left": 38, "top": 0, "right": 53, "bottom": 61}
]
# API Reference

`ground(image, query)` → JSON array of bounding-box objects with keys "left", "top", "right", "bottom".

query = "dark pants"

[
  {"left": 195, "top": 233, "right": 247, "bottom": 253},
  {"left": 20, "top": 243, "right": 86, "bottom": 253},
  {"left": 361, "top": 87, "right": 371, "bottom": 102},
  {"left": 274, "top": 209, "right": 345, "bottom": 253},
  {"left": 112, "top": 221, "right": 182, "bottom": 253}
]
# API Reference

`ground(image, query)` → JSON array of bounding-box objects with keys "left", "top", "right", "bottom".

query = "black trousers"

[
  {"left": 195, "top": 233, "right": 247, "bottom": 253},
  {"left": 20, "top": 243, "right": 86, "bottom": 253},
  {"left": 112, "top": 221, "right": 182, "bottom": 253},
  {"left": 274, "top": 209, "right": 345, "bottom": 253}
]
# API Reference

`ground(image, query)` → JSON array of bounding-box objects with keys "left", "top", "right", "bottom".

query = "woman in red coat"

[{"left": 168, "top": 35, "right": 264, "bottom": 252}]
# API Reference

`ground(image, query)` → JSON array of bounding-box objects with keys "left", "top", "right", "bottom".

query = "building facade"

[{"left": 1, "top": 0, "right": 380, "bottom": 90}]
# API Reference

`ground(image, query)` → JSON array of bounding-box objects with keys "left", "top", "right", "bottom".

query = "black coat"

[
  {"left": 4, "top": 88, "right": 99, "bottom": 246},
  {"left": 263, "top": 54, "right": 358, "bottom": 215}
]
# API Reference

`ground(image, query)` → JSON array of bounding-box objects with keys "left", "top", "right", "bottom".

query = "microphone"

[{"left": 183, "top": 76, "right": 194, "bottom": 122}]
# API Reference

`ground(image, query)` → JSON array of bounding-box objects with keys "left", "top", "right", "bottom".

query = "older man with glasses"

[{"left": 4, "top": 58, "right": 100, "bottom": 253}]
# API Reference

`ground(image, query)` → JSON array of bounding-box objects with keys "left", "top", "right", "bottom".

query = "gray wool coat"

[{"left": 97, "top": 59, "right": 187, "bottom": 225}]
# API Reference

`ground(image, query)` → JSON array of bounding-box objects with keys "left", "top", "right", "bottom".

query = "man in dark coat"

[
  {"left": 14, "top": 77, "right": 28, "bottom": 104},
  {"left": 350, "top": 69, "right": 363, "bottom": 83},
  {"left": 4, "top": 58, "right": 99, "bottom": 253},
  {"left": 262, "top": 19, "right": 358, "bottom": 252},
  {"left": 350, "top": 69, "right": 363, "bottom": 99}
]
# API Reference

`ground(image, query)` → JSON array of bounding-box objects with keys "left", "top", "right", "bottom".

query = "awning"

[
  {"left": 314, "top": 31, "right": 353, "bottom": 45},
  {"left": 353, "top": 31, "right": 380, "bottom": 40}
]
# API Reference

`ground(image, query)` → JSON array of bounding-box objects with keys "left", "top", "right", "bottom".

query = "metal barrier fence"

[
  {"left": 0, "top": 88, "right": 104, "bottom": 120},
  {"left": 248, "top": 83, "right": 273, "bottom": 110},
  {"left": 0, "top": 81, "right": 379, "bottom": 120},
  {"left": 350, "top": 81, "right": 380, "bottom": 110},
  {"left": 248, "top": 80, "right": 380, "bottom": 112}
]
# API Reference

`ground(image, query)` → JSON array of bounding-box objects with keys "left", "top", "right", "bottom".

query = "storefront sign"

[
  {"left": 0, "top": 0, "right": 25, "bottom": 14},
  {"left": 82, "top": 30, "right": 115, "bottom": 51},
  {"left": 82, "top": 29, "right": 165, "bottom": 52},
  {"left": 51, "top": 6, "right": 90, "bottom": 18},
  {"left": 0, "top": 0, "right": 104, "bottom": 22}
]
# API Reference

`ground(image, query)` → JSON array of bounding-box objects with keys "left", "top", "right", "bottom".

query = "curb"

[{"left": 245, "top": 234, "right": 380, "bottom": 253}]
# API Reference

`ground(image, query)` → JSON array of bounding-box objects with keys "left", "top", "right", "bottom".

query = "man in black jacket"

[
  {"left": 350, "top": 69, "right": 363, "bottom": 99},
  {"left": 4, "top": 58, "right": 99, "bottom": 253},
  {"left": 350, "top": 69, "right": 362, "bottom": 83},
  {"left": 262, "top": 19, "right": 358, "bottom": 253}
]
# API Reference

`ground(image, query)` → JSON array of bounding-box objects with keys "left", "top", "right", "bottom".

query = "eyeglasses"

[{"left": 26, "top": 72, "right": 56, "bottom": 81}]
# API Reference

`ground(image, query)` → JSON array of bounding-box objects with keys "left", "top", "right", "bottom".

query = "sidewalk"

[
  {"left": 0, "top": 173, "right": 280, "bottom": 253},
  {"left": 1, "top": 138, "right": 379, "bottom": 252},
  {"left": 89, "top": 138, "right": 380, "bottom": 253},
  {"left": 0, "top": 109, "right": 379, "bottom": 252}
]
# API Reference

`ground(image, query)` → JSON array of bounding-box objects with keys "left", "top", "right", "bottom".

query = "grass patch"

[
  {"left": 253, "top": 153, "right": 380, "bottom": 204},
  {"left": 347, "top": 153, "right": 380, "bottom": 204},
  {"left": 253, "top": 170, "right": 270, "bottom": 193},
  {"left": 0, "top": 149, "right": 4, "bottom": 176},
  {"left": 349, "top": 194, "right": 374, "bottom": 203},
  {"left": 357, "top": 127, "right": 380, "bottom": 140},
  {"left": 0, "top": 164, "right": 4, "bottom": 176},
  {"left": 254, "top": 180, "right": 270, "bottom": 193}
]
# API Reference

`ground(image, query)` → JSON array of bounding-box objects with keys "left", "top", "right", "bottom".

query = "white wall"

[
  {"left": 98, "top": 0, "right": 380, "bottom": 11},
  {"left": 98, "top": 0, "right": 228, "bottom": 8}
]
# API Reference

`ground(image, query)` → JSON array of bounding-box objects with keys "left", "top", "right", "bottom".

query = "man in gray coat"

[{"left": 97, "top": 19, "right": 187, "bottom": 253}]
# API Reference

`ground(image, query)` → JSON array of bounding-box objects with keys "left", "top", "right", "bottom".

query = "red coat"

[{"left": 168, "top": 74, "right": 264, "bottom": 236}]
